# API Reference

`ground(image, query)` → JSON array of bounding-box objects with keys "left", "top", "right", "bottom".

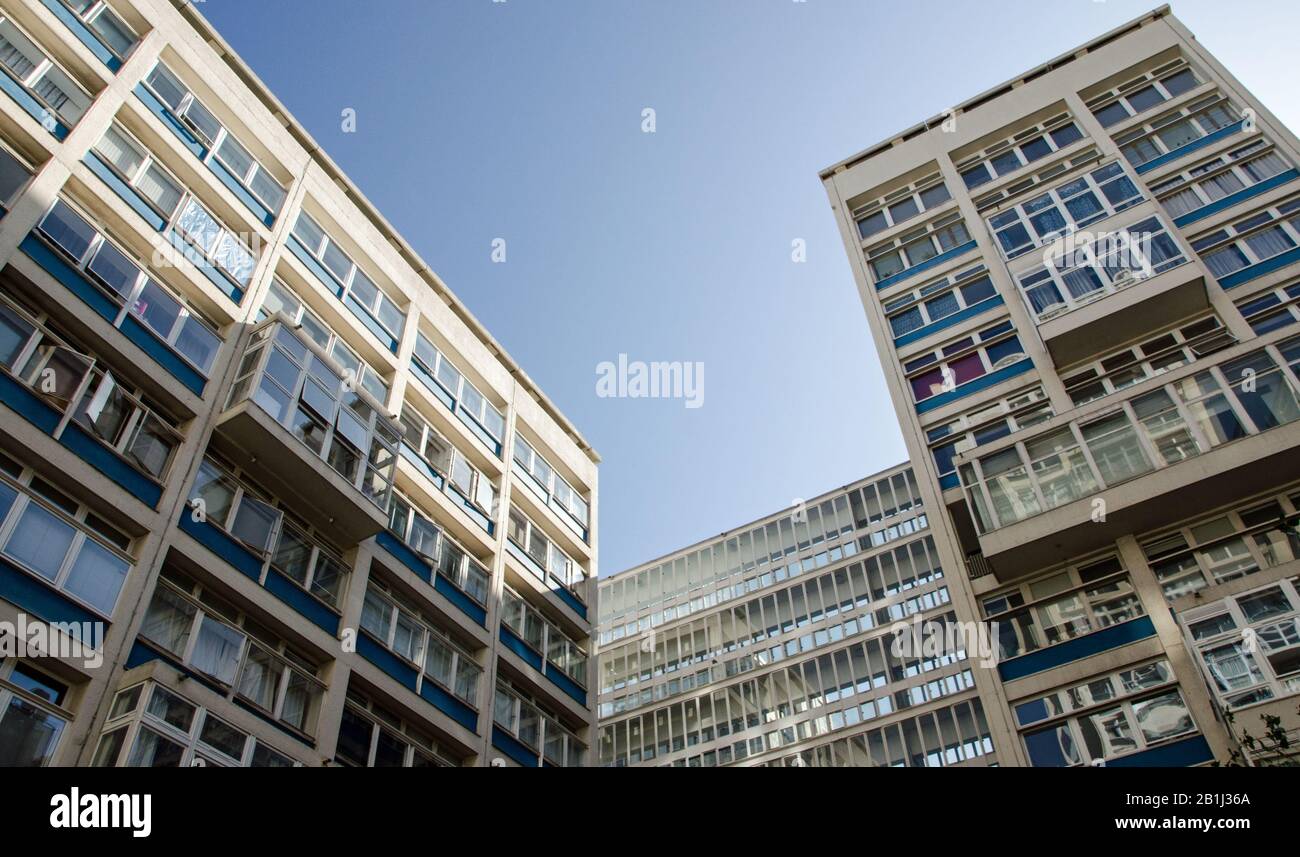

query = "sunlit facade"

[
  {"left": 0, "top": 0, "right": 597, "bottom": 767},
  {"left": 819, "top": 5, "right": 1300, "bottom": 766}
]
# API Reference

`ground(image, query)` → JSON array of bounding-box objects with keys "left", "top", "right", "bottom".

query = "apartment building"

[
  {"left": 594, "top": 464, "right": 1001, "bottom": 767},
  {"left": 0, "top": 0, "right": 598, "bottom": 767},
  {"left": 820, "top": 5, "right": 1300, "bottom": 766}
]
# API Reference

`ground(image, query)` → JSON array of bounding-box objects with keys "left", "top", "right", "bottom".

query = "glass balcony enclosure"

[
  {"left": 960, "top": 337, "right": 1300, "bottom": 534},
  {"left": 225, "top": 315, "right": 400, "bottom": 511}
]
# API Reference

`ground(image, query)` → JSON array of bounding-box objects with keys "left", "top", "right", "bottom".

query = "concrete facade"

[
  {"left": 0, "top": 0, "right": 597, "bottom": 767},
  {"left": 818, "top": 5, "right": 1300, "bottom": 766}
]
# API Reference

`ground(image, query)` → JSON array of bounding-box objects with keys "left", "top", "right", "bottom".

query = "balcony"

[
  {"left": 1018, "top": 215, "right": 1209, "bottom": 367},
  {"left": 957, "top": 332, "right": 1300, "bottom": 579},
  {"left": 211, "top": 316, "right": 400, "bottom": 544}
]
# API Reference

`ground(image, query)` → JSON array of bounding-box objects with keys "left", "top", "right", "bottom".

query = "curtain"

[{"left": 4, "top": 502, "right": 74, "bottom": 580}]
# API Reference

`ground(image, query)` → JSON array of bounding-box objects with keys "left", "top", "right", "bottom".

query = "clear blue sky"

[{"left": 200, "top": 0, "right": 1300, "bottom": 575}]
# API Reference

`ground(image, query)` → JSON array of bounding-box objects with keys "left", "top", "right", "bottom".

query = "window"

[
  {"left": 958, "top": 117, "right": 1085, "bottom": 190},
  {"left": 1017, "top": 216, "right": 1185, "bottom": 319},
  {"left": 507, "top": 506, "right": 587, "bottom": 603},
  {"left": 397, "top": 403, "right": 498, "bottom": 528},
  {"left": 226, "top": 320, "right": 401, "bottom": 510},
  {"left": 1061, "top": 315, "right": 1236, "bottom": 406},
  {"left": 1236, "top": 279, "right": 1300, "bottom": 335},
  {"left": 1020, "top": 663, "right": 1193, "bottom": 766},
  {"left": 259, "top": 279, "right": 387, "bottom": 402},
  {"left": 360, "top": 581, "right": 482, "bottom": 707},
  {"left": 0, "top": 145, "right": 31, "bottom": 206},
  {"left": 0, "top": 450, "right": 131, "bottom": 616},
  {"left": 513, "top": 435, "right": 590, "bottom": 531},
  {"left": 290, "top": 212, "right": 406, "bottom": 344},
  {"left": 1115, "top": 94, "right": 1240, "bottom": 169},
  {"left": 387, "top": 492, "right": 490, "bottom": 605},
  {"left": 142, "top": 63, "right": 286, "bottom": 214},
  {"left": 851, "top": 176, "right": 952, "bottom": 240},
  {"left": 986, "top": 162, "right": 1144, "bottom": 260},
  {"left": 35, "top": 200, "right": 223, "bottom": 375},
  {"left": 1144, "top": 495, "right": 1300, "bottom": 602},
  {"left": 0, "top": 661, "right": 69, "bottom": 766},
  {"left": 333, "top": 697, "right": 456, "bottom": 767},
  {"left": 884, "top": 265, "right": 998, "bottom": 340},
  {"left": 1088, "top": 63, "right": 1201, "bottom": 128},
  {"left": 1191, "top": 197, "right": 1300, "bottom": 282},
  {"left": 410, "top": 331, "right": 506, "bottom": 444},
  {"left": 502, "top": 588, "right": 589, "bottom": 686},
  {"left": 57, "top": 1, "right": 137, "bottom": 61},
  {"left": 983, "top": 559, "right": 1142, "bottom": 660},
  {"left": 494, "top": 683, "right": 585, "bottom": 766},
  {"left": 189, "top": 457, "right": 282, "bottom": 554},
  {"left": 1152, "top": 139, "right": 1293, "bottom": 221},
  {"left": 0, "top": 292, "right": 185, "bottom": 485},
  {"left": 865, "top": 213, "right": 971, "bottom": 284},
  {"left": 139, "top": 573, "right": 325, "bottom": 735},
  {"left": 0, "top": 18, "right": 90, "bottom": 127},
  {"left": 92, "top": 682, "right": 301, "bottom": 767},
  {"left": 904, "top": 321, "right": 1026, "bottom": 404},
  {"left": 927, "top": 388, "right": 1053, "bottom": 482},
  {"left": 270, "top": 520, "right": 349, "bottom": 608},
  {"left": 1183, "top": 579, "right": 1300, "bottom": 709}
]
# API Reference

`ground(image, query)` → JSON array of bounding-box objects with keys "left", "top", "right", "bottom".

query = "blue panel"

[
  {"left": 0, "top": 71, "right": 70, "bottom": 139},
  {"left": 418, "top": 679, "right": 478, "bottom": 732},
  {"left": 893, "top": 296, "right": 1005, "bottom": 347},
  {"left": 1173, "top": 169, "right": 1300, "bottom": 227},
  {"left": 135, "top": 84, "right": 208, "bottom": 160},
  {"left": 500, "top": 625, "right": 545, "bottom": 670},
  {"left": 374, "top": 530, "right": 433, "bottom": 584},
  {"left": 455, "top": 408, "right": 503, "bottom": 457},
  {"left": 874, "top": 241, "right": 978, "bottom": 291},
  {"left": 939, "top": 472, "right": 960, "bottom": 490},
  {"left": 1217, "top": 246, "right": 1300, "bottom": 290},
  {"left": 491, "top": 726, "right": 541, "bottom": 767},
  {"left": 176, "top": 509, "right": 264, "bottom": 580},
  {"left": 1136, "top": 121, "right": 1246, "bottom": 174},
  {"left": 0, "top": 555, "right": 99, "bottom": 626},
  {"left": 124, "top": 640, "right": 161, "bottom": 669},
  {"left": 398, "top": 442, "right": 447, "bottom": 490},
  {"left": 357, "top": 633, "right": 419, "bottom": 691},
  {"left": 343, "top": 293, "right": 399, "bottom": 354},
  {"left": 83, "top": 152, "right": 166, "bottom": 232},
  {"left": 0, "top": 366, "right": 63, "bottom": 435},
  {"left": 998, "top": 616, "right": 1157, "bottom": 681},
  {"left": 166, "top": 230, "right": 243, "bottom": 305},
  {"left": 410, "top": 362, "right": 456, "bottom": 411},
  {"left": 434, "top": 574, "right": 487, "bottom": 626},
  {"left": 544, "top": 663, "right": 588, "bottom": 707},
  {"left": 232, "top": 696, "right": 317, "bottom": 748},
  {"left": 119, "top": 315, "right": 206, "bottom": 395},
  {"left": 448, "top": 484, "right": 493, "bottom": 534},
  {"left": 20, "top": 234, "right": 118, "bottom": 322},
  {"left": 39, "top": 0, "right": 122, "bottom": 70},
  {"left": 552, "top": 584, "right": 588, "bottom": 621},
  {"left": 286, "top": 237, "right": 344, "bottom": 299},
  {"left": 549, "top": 496, "right": 590, "bottom": 543},
  {"left": 915, "top": 359, "right": 1034, "bottom": 414},
  {"left": 263, "top": 567, "right": 340, "bottom": 635},
  {"left": 1107, "top": 734, "right": 1214, "bottom": 767},
  {"left": 209, "top": 158, "right": 275, "bottom": 227},
  {"left": 58, "top": 422, "right": 162, "bottom": 508}
]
